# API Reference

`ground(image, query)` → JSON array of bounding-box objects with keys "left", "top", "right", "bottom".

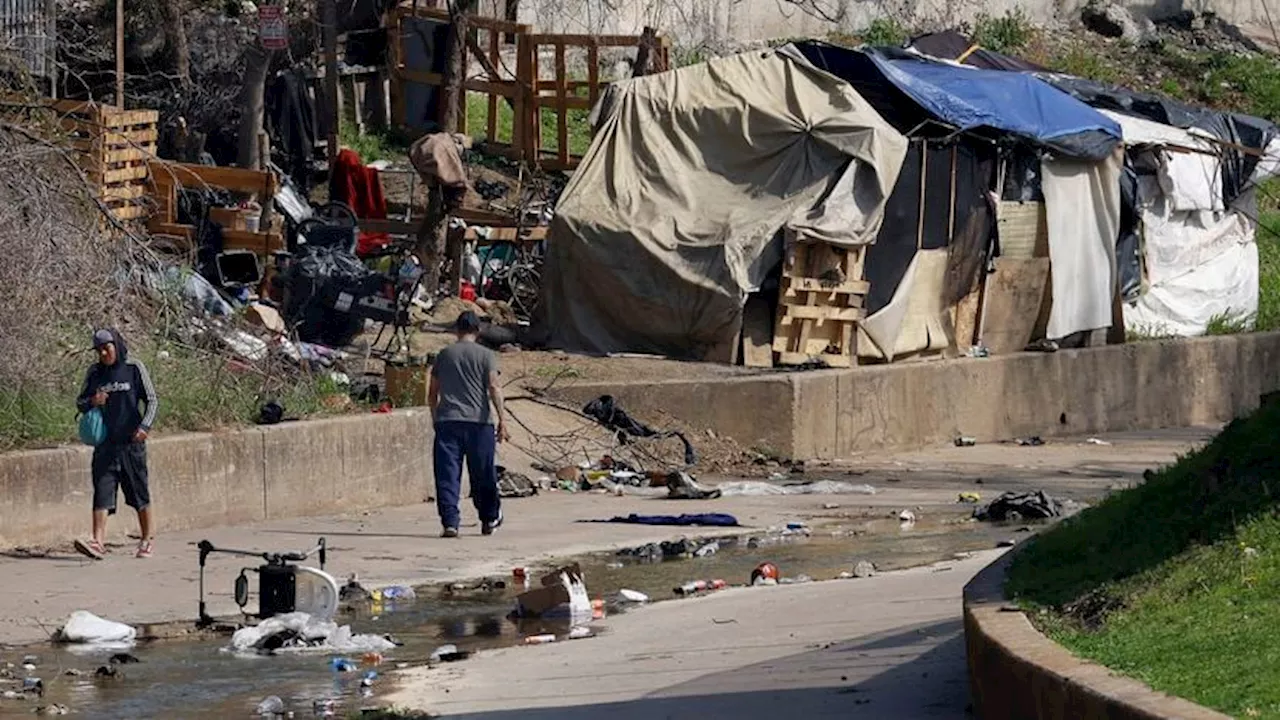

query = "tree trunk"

[
  {"left": 159, "top": 0, "right": 191, "bottom": 86},
  {"left": 437, "top": 0, "right": 477, "bottom": 133},
  {"left": 237, "top": 47, "right": 273, "bottom": 169},
  {"left": 415, "top": 186, "right": 450, "bottom": 296}
]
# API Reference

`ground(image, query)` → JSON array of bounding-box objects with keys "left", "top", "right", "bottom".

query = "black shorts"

[{"left": 92, "top": 442, "right": 151, "bottom": 514}]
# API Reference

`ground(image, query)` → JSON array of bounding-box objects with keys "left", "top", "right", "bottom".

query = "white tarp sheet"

[
  {"left": 1124, "top": 183, "right": 1259, "bottom": 336},
  {"left": 1042, "top": 152, "right": 1123, "bottom": 340},
  {"left": 538, "top": 49, "right": 908, "bottom": 357}
]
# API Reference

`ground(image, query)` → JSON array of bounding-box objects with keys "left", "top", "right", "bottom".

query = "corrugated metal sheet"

[{"left": 0, "top": 0, "right": 53, "bottom": 78}]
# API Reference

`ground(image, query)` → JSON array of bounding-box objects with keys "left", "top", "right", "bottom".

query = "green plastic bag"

[{"left": 78, "top": 408, "right": 107, "bottom": 446}]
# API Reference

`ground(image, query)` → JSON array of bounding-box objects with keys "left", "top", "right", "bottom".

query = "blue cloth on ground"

[{"left": 585, "top": 513, "right": 740, "bottom": 527}]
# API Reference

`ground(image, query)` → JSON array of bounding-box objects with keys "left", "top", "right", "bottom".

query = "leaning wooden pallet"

[{"left": 772, "top": 241, "right": 869, "bottom": 368}]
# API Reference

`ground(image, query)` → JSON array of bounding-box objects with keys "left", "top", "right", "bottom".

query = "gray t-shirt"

[{"left": 431, "top": 341, "right": 498, "bottom": 424}]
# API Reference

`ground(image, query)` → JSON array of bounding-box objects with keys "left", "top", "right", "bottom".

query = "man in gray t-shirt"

[{"left": 428, "top": 311, "right": 509, "bottom": 537}]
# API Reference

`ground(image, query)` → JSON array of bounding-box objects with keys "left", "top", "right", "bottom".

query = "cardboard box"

[
  {"left": 513, "top": 564, "right": 590, "bottom": 618},
  {"left": 385, "top": 362, "right": 431, "bottom": 406}
]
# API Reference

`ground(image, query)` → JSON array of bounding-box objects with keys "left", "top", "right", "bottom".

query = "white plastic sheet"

[
  {"left": 229, "top": 612, "right": 395, "bottom": 654},
  {"left": 1124, "top": 183, "right": 1259, "bottom": 336},
  {"left": 717, "top": 480, "right": 877, "bottom": 497},
  {"left": 56, "top": 611, "right": 137, "bottom": 647}
]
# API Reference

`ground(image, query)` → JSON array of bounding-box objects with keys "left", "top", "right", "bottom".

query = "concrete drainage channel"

[{"left": 0, "top": 511, "right": 1023, "bottom": 718}]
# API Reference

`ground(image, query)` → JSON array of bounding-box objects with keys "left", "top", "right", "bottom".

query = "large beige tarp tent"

[{"left": 536, "top": 49, "right": 909, "bottom": 358}]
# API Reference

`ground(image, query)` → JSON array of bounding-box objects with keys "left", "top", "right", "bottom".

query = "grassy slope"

[{"left": 1007, "top": 396, "right": 1280, "bottom": 718}]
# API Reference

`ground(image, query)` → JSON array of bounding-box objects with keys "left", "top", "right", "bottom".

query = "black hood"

[{"left": 99, "top": 328, "right": 129, "bottom": 366}]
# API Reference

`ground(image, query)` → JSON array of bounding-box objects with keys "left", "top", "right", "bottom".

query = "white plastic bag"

[{"left": 57, "top": 611, "right": 137, "bottom": 646}]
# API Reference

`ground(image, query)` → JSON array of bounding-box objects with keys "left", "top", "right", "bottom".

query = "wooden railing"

[{"left": 387, "top": 5, "right": 670, "bottom": 171}]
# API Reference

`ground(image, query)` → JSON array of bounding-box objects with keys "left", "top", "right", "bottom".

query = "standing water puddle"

[{"left": 0, "top": 511, "right": 1022, "bottom": 718}]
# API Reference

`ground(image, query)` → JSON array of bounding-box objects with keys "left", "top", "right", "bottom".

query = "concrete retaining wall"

[
  {"left": 964, "top": 549, "right": 1231, "bottom": 720},
  {"left": 0, "top": 410, "right": 434, "bottom": 548},
  {"left": 559, "top": 334, "right": 1280, "bottom": 459}
]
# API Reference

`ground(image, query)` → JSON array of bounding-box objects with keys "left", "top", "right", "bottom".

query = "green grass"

[
  {"left": 1260, "top": 210, "right": 1280, "bottom": 333},
  {"left": 339, "top": 122, "right": 409, "bottom": 163},
  {"left": 971, "top": 9, "right": 1034, "bottom": 54},
  {"left": 859, "top": 18, "right": 909, "bottom": 47},
  {"left": 0, "top": 336, "right": 345, "bottom": 452},
  {"left": 464, "top": 92, "right": 592, "bottom": 158},
  {"left": 1007, "top": 396, "right": 1280, "bottom": 718}
]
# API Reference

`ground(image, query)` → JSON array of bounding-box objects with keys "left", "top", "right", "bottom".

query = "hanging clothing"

[
  {"left": 266, "top": 69, "right": 317, "bottom": 193},
  {"left": 328, "top": 148, "right": 391, "bottom": 256}
]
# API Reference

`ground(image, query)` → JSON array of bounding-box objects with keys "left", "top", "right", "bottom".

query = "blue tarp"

[{"left": 864, "top": 51, "right": 1121, "bottom": 158}]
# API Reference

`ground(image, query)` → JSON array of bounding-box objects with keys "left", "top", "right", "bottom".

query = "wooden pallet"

[
  {"left": 772, "top": 242, "right": 869, "bottom": 368},
  {"left": 145, "top": 159, "right": 284, "bottom": 255},
  {"left": 58, "top": 101, "right": 159, "bottom": 223}
]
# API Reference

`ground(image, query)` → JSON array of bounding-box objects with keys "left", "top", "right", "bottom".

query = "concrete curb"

[{"left": 963, "top": 547, "right": 1231, "bottom": 720}]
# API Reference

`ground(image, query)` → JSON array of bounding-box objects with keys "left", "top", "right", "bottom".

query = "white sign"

[{"left": 258, "top": 6, "right": 288, "bottom": 50}]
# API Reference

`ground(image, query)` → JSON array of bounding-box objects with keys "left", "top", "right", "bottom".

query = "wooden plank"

[
  {"left": 528, "top": 33, "right": 644, "bottom": 46},
  {"left": 777, "top": 351, "right": 853, "bottom": 368},
  {"left": 394, "top": 5, "right": 528, "bottom": 35},
  {"left": 514, "top": 33, "right": 530, "bottom": 161},
  {"left": 741, "top": 294, "right": 775, "bottom": 368},
  {"left": 535, "top": 94, "right": 590, "bottom": 111},
  {"left": 392, "top": 68, "right": 519, "bottom": 98},
  {"left": 101, "top": 183, "right": 148, "bottom": 201},
  {"left": 529, "top": 36, "right": 541, "bottom": 159},
  {"left": 781, "top": 305, "right": 865, "bottom": 323},
  {"left": 783, "top": 277, "right": 870, "bottom": 295},
  {"left": 110, "top": 204, "right": 150, "bottom": 221},
  {"left": 146, "top": 160, "right": 277, "bottom": 197},
  {"left": 554, "top": 41, "right": 568, "bottom": 165},
  {"left": 148, "top": 221, "right": 194, "bottom": 239},
  {"left": 101, "top": 146, "right": 154, "bottom": 164},
  {"left": 89, "top": 164, "right": 150, "bottom": 184},
  {"left": 222, "top": 229, "right": 286, "bottom": 254},
  {"left": 587, "top": 40, "right": 600, "bottom": 110},
  {"left": 487, "top": 28, "right": 500, "bottom": 141}
]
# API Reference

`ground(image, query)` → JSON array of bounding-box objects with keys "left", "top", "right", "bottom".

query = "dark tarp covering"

[
  {"left": 905, "top": 31, "right": 1279, "bottom": 205},
  {"left": 790, "top": 42, "right": 1120, "bottom": 160},
  {"left": 864, "top": 141, "right": 996, "bottom": 315},
  {"left": 1031, "top": 73, "right": 1277, "bottom": 204},
  {"left": 1117, "top": 162, "right": 1142, "bottom": 301},
  {"left": 908, "top": 31, "right": 1046, "bottom": 72}
]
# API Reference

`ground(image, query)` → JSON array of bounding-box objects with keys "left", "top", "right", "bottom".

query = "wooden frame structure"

[
  {"left": 772, "top": 243, "right": 868, "bottom": 368},
  {"left": 387, "top": 5, "right": 669, "bottom": 171},
  {"left": 145, "top": 160, "right": 285, "bottom": 256},
  {"left": 0, "top": 98, "right": 159, "bottom": 223}
]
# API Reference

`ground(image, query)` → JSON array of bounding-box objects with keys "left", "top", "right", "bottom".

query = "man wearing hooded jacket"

[{"left": 74, "top": 329, "right": 158, "bottom": 560}]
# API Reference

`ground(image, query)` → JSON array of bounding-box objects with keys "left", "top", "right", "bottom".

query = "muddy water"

[{"left": 0, "top": 512, "right": 1024, "bottom": 719}]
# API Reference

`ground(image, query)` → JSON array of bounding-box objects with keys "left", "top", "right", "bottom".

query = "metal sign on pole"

[{"left": 258, "top": 5, "right": 288, "bottom": 50}]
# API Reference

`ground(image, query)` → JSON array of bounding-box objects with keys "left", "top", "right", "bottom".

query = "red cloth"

[{"left": 329, "top": 148, "right": 390, "bottom": 256}]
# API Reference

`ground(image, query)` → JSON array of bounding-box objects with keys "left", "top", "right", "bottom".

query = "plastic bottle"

[
  {"left": 524, "top": 634, "right": 557, "bottom": 645},
  {"left": 378, "top": 586, "right": 416, "bottom": 601},
  {"left": 330, "top": 658, "right": 357, "bottom": 673}
]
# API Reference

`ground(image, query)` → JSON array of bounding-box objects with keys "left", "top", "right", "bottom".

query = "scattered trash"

[
  {"left": 312, "top": 699, "right": 337, "bottom": 716},
  {"left": 93, "top": 665, "right": 120, "bottom": 680},
  {"left": 751, "top": 562, "right": 780, "bottom": 586},
  {"left": 852, "top": 561, "right": 876, "bottom": 578},
  {"left": 524, "top": 634, "right": 557, "bottom": 645},
  {"left": 665, "top": 472, "right": 722, "bottom": 500},
  {"left": 255, "top": 695, "right": 285, "bottom": 715},
  {"left": 717, "top": 480, "right": 876, "bottom": 497},
  {"left": 786, "top": 522, "right": 808, "bottom": 531},
  {"left": 674, "top": 579, "right": 726, "bottom": 596},
  {"left": 34, "top": 704, "right": 68, "bottom": 715},
  {"left": 954, "top": 436, "right": 977, "bottom": 447},
  {"left": 568, "top": 626, "right": 595, "bottom": 640},
  {"left": 582, "top": 395, "right": 697, "bottom": 466},
  {"left": 822, "top": 502, "right": 841, "bottom": 509},
  {"left": 230, "top": 612, "right": 396, "bottom": 654},
  {"left": 108, "top": 653, "right": 140, "bottom": 665},
  {"left": 974, "top": 491, "right": 1065, "bottom": 522},
  {"left": 498, "top": 467, "right": 539, "bottom": 498},
  {"left": 62, "top": 669, "right": 81, "bottom": 677},
  {"left": 330, "top": 658, "right": 358, "bottom": 673},
  {"left": 997, "top": 539, "right": 1017, "bottom": 548},
  {"left": 592, "top": 598, "right": 606, "bottom": 620},
  {"left": 374, "top": 586, "right": 416, "bottom": 601},
  {"left": 429, "top": 644, "right": 471, "bottom": 663},
  {"left": 1086, "top": 438, "right": 1112, "bottom": 446},
  {"left": 694, "top": 541, "right": 720, "bottom": 557},
  {"left": 618, "top": 589, "right": 649, "bottom": 603},
  {"left": 360, "top": 670, "right": 377, "bottom": 688},
  {"left": 339, "top": 575, "right": 372, "bottom": 603},
  {"left": 838, "top": 571, "right": 854, "bottom": 579},
  {"left": 958, "top": 492, "right": 982, "bottom": 504},
  {"left": 898, "top": 509, "right": 917, "bottom": 523},
  {"left": 55, "top": 611, "right": 137, "bottom": 647},
  {"left": 711, "top": 618, "right": 738, "bottom": 625},
  {"left": 1, "top": 691, "right": 16, "bottom": 699},
  {"left": 513, "top": 564, "right": 592, "bottom": 619},
  {"left": 779, "top": 574, "right": 813, "bottom": 584},
  {"left": 361, "top": 652, "right": 384, "bottom": 666},
  {"left": 22, "top": 678, "right": 43, "bottom": 696},
  {"left": 605, "top": 562, "right": 624, "bottom": 569},
  {"left": 21, "top": 663, "right": 35, "bottom": 671},
  {"left": 1015, "top": 436, "right": 1045, "bottom": 446},
  {"left": 20, "top": 656, "right": 37, "bottom": 666}
]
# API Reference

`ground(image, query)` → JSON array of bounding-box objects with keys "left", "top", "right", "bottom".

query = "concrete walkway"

[
  {"left": 0, "top": 428, "right": 1208, "bottom": 648},
  {"left": 386, "top": 551, "right": 1003, "bottom": 719}
]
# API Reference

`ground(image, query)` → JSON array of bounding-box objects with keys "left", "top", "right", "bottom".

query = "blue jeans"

[{"left": 433, "top": 421, "right": 501, "bottom": 529}]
